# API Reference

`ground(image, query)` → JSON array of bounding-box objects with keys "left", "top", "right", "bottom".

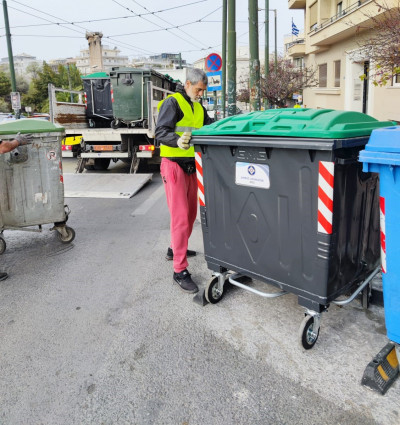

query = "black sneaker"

[
  {"left": 173, "top": 269, "right": 198, "bottom": 293},
  {"left": 166, "top": 247, "right": 197, "bottom": 261},
  {"left": 0, "top": 272, "right": 8, "bottom": 281}
]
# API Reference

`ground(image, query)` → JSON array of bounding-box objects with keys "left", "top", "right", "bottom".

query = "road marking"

[{"left": 131, "top": 184, "right": 165, "bottom": 215}]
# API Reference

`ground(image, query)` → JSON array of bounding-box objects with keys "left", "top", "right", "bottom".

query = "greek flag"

[{"left": 292, "top": 20, "right": 299, "bottom": 36}]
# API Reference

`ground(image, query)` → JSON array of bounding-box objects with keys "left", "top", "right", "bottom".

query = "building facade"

[
  {"left": 0, "top": 53, "right": 40, "bottom": 81},
  {"left": 288, "top": 0, "right": 400, "bottom": 121}
]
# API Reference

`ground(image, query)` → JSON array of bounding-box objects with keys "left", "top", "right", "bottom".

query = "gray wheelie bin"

[
  {"left": 192, "top": 108, "right": 394, "bottom": 349},
  {"left": 0, "top": 119, "right": 75, "bottom": 254}
]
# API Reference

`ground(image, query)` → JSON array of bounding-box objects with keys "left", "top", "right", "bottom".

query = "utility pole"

[
  {"left": 249, "top": 0, "right": 261, "bottom": 111},
  {"left": 3, "top": 0, "right": 19, "bottom": 118},
  {"left": 227, "top": 0, "right": 236, "bottom": 116},
  {"left": 265, "top": 0, "right": 269, "bottom": 109},
  {"left": 222, "top": 0, "right": 227, "bottom": 119},
  {"left": 273, "top": 9, "right": 278, "bottom": 71},
  {"left": 66, "top": 64, "right": 74, "bottom": 103}
]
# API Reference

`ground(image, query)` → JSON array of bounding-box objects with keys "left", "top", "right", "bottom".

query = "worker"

[
  {"left": 156, "top": 68, "right": 213, "bottom": 294},
  {"left": 0, "top": 132, "right": 33, "bottom": 282}
]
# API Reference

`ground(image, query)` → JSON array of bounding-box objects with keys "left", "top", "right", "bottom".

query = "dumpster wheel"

[
  {"left": 56, "top": 226, "right": 76, "bottom": 244},
  {"left": 205, "top": 276, "right": 225, "bottom": 304},
  {"left": 299, "top": 314, "right": 320, "bottom": 350},
  {"left": 0, "top": 236, "right": 6, "bottom": 255}
]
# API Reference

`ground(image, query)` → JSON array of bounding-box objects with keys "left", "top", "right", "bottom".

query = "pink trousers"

[{"left": 161, "top": 158, "right": 198, "bottom": 273}]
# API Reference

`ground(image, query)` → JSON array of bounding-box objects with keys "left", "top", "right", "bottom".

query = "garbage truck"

[{"left": 49, "top": 68, "right": 178, "bottom": 173}]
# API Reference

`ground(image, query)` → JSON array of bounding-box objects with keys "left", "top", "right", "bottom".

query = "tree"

[
  {"left": 26, "top": 62, "right": 42, "bottom": 80},
  {"left": 23, "top": 61, "right": 83, "bottom": 112},
  {"left": 355, "top": 0, "right": 400, "bottom": 85},
  {"left": 260, "top": 58, "right": 318, "bottom": 108},
  {"left": 0, "top": 71, "right": 11, "bottom": 97}
]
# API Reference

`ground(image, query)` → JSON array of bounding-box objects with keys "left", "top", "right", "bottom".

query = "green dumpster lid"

[
  {"left": 194, "top": 108, "right": 395, "bottom": 139},
  {"left": 81, "top": 72, "right": 109, "bottom": 79},
  {"left": 0, "top": 119, "right": 64, "bottom": 135}
]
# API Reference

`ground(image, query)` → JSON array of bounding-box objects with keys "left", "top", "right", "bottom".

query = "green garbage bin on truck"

[
  {"left": 192, "top": 108, "right": 394, "bottom": 349},
  {"left": 109, "top": 67, "right": 177, "bottom": 129},
  {"left": 0, "top": 119, "right": 75, "bottom": 254}
]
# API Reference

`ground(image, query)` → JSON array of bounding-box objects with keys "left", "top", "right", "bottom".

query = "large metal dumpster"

[
  {"left": 82, "top": 72, "right": 113, "bottom": 128},
  {"left": 359, "top": 126, "right": 400, "bottom": 345},
  {"left": 0, "top": 119, "right": 75, "bottom": 254},
  {"left": 109, "top": 68, "right": 177, "bottom": 128},
  {"left": 192, "top": 108, "right": 394, "bottom": 349}
]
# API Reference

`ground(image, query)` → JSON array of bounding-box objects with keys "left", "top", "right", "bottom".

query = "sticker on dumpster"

[
  {"left": 380, "top": 196, "right": 387, "bottom": 274},
  {"left": 235, "top": 162, "right": 270, "bottom": 189},
  {"left": 195, "top": 151, "right": 205, "bottom": 206},
  {"left": 46, "top": 150, "right": 57, "bottom": 160},
  {"left": 318, "top": 161, "right": 334, "bottom": 234}
]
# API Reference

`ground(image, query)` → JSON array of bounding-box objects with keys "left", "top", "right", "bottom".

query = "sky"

[{"left": 1, "top": 0, "right": 304, "bottom": 64}]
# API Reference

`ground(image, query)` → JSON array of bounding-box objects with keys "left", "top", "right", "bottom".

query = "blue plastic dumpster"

[{"left": 359, "top": 126, "right": 400, "bottom": 344}]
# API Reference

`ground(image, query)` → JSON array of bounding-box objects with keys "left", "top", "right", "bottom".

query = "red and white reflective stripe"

[
  {"left": 317, "top": 161, "right": 335, "bottom": 234},
  {"left": 380, "top": 196, "right": 387, "bottom": 274},
  {"left": 111, "top": 88, "right": 114, "bottom": 103},
  {"left": 84, "top": 92, "right": 87, "bottom": 108},
  {"left": 195, "top": 151, "right": 205, "bottom": 207}
]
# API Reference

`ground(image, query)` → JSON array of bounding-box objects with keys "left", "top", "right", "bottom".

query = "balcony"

[
  {"left": 287, "top": 39, "right": 305, "bottom": 57},
  {"left": 288, "top": 0, "right": 306, "bottom": 9},
  {"left": 309, "top": 0, "right": 376, "bottom": 47}
]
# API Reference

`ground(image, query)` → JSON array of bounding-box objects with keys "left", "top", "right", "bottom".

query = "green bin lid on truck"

[
  {"left": 193, "top": 108, "right": 395, "bottom": 139},
  {"left": 81, "top": 72, "right": 109, "bottom": 79},
  {"left": 0, "top": 119, "right": 64, "bottom": 135}
]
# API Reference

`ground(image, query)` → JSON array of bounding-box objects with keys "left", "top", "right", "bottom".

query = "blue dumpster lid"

[
  {"left": 0, "top": 118, "right": 64, "bottom": 135},
  {"left": 194, "top": 108, "right": 395, "bottom": 139},
  {"left": 362, "top": 126, "right": 400, "bottom": 153},
  {"left": 359, "top": 126, "right": 400, "bottom": 166}
]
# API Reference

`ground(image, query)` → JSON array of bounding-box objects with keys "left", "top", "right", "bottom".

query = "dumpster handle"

[
  {"left": 332, "top": 266, "right": 380, "bottom": 306},
  {"left": 228, "top": 273, "right": 288, "bottom": 298}
]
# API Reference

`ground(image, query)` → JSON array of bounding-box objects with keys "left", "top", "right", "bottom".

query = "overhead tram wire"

[
  {"left": 108, "top": 6, "right": 222, "bottom": 38},
  {"left": 130, "top": 0, "right": 210, "bottom": 51},
  {"left": 5, "top": 0, "right": 210, "bottom": 29},
  {"left": 6, "top": 0, "right": 156, "bottom": 56},
  {"left": 111, "top": 0, "right": 204, "bottom": 50}
]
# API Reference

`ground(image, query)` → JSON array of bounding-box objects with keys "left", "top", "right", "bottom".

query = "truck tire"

[{"left": 94, "top": 158, "right": 111, "bottom": 170}]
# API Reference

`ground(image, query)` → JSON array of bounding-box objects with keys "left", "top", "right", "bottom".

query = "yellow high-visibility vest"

[{"left": 157, "top": 92, "right": 204, "bottom": 158}]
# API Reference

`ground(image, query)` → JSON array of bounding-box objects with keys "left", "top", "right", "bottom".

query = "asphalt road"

[{"left": 0, "top": 159, "right": 398, "bottom": 425}]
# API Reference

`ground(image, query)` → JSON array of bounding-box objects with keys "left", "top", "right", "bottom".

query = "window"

[
  {"left": 310, "top": 2, "right": 318, "bottom": 30},
  {"left": 334, "top": 60, "right": 341, "bottom": 87},
  {"left": 319, "top": 63, "right": 327, "bottom": 87},
  {"left": 393, "top": 72, "right": 400, "bottom": 86},
  {"left": 337, "top": 2, "right": 343, "bottom": 16}
]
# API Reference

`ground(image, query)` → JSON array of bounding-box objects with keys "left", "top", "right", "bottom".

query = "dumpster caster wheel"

[
  {"left": 0, "top": 236, "right": 6, "bottom": 255},
  {"left": 111, "top": 119, "right": 120, "bottom": 129},
  {"left": 205, "top": 276, "right": 224, "bottom": 304},
  {"left": 299, "top": 315, "right": 319, "bottom": 350},
  {"left": 57, "top": 226, "right": 76, "bottom": 244}
]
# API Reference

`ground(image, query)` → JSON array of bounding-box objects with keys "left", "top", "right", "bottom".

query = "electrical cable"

[
  {"left": 130, "top": 0, "right": 209, "bottom": 50},
  {"left": 6, "top": 1, "right": 157, "bottom": 56},
  {"left": 4, "top": 0, "right": 209, "bottom": 29}
]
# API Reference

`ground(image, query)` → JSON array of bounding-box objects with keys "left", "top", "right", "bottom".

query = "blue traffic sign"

[
  {"left": 207, "top": 71, "right": 222, "bottom": 92},
  {"left": 205, "top": 53, "right": 222, "bottom": 72}
]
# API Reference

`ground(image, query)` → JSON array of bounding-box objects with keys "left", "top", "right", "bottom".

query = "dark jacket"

[{"left": 155, "top": 85, "right": 213, "bottom": 163}]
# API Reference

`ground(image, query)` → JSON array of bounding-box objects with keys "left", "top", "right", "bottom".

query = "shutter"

[
  {"left": 310, "top": 2, "right": 318, "bottom": 29},
  {"left": 319, "top": 63, "right": 327, "bottom": 88},
  {"left": 334, "top": 61, "right": 341, "bottom": 87}
]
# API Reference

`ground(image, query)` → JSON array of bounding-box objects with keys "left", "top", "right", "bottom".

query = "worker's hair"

[{"left": 186, "top": 68, "right": 208, "bottom": 85}]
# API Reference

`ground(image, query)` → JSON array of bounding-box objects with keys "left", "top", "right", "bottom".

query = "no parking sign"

[{"left": 205, "top": 53, "right": 222, "bottom": 72}]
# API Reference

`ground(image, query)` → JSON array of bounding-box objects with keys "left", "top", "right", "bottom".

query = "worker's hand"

[
  {"left": 177, "top": 131, "right": 191, "bottom": 150},
  {"left": 15, "top": 132, "right": 33, "bottom": 145}
]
